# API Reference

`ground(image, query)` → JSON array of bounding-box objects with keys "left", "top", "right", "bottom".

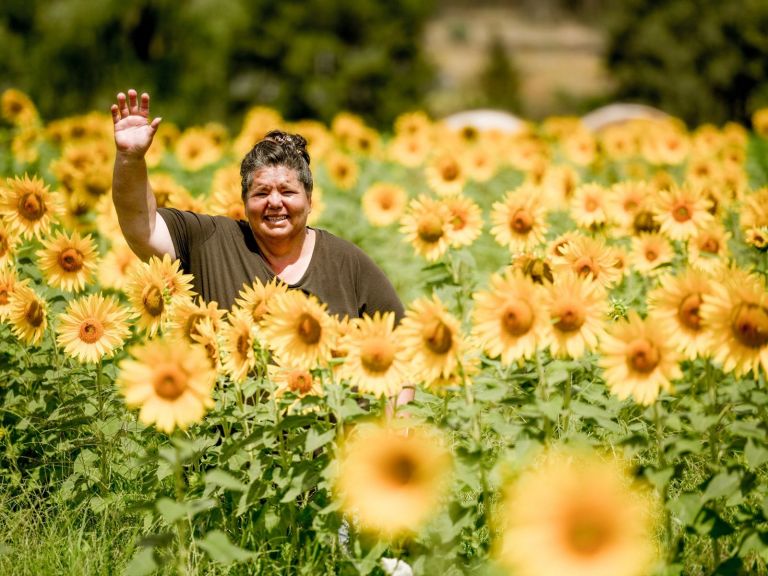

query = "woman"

[{"left": 111, "top": 89, "right": 404, "bottom": 320}]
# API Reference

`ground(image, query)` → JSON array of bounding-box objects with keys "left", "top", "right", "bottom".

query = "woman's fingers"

[
  {"left": 114, "top": 90, "right": 151, "bottom": 121},
  {"left": 116, "top": 92, "right": 129, "bottom": 119},
  {"left": 128, "top": 89, "right": 139, "bottom": 114},
  {"left": 139, "top": 93, "right": 150, "bottom": 116}
]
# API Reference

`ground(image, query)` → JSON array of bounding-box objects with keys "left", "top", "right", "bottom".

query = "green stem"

[
  {"left": 653, "top": 401, "right": 673, "bottom": 557},
  {"left": 173, "top": 442, "right": 189, "bottom": 576},
  {"left": 463, "top": 377, "right": 491, "bottom": 530},
  {"left": 562, "top": 372, "right": 573, "bottom": 434},
  {"left": 535, "top": 351, "right": 552, "bottom": 441}
]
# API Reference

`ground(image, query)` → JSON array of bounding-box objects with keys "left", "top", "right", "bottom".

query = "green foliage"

[
  {"left": 602, "top": 0, "right": 768, "bottom": 126},
  {"left": 475, "top": 35, "right": 523, "bottom": 114},
  {"left": 0, "top": 0, "right": 435, "bottom": 129}
]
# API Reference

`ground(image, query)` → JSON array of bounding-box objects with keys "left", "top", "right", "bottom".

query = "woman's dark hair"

[{"left": 240, "top": 130, "right": 313, "bottom": 199}]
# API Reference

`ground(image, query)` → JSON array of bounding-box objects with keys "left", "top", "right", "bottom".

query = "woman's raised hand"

[{"left": 111, "top": 89, "right": 162, "bottom": 159}]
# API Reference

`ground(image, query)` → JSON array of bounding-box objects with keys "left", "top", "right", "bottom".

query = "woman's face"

[{"left": 244, "top": 165, "right": 311, "bottom": 247}]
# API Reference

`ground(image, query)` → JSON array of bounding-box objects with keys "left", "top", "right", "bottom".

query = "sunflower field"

[{"left": 2, "top": 87, "right": 768, "bottom": 576}]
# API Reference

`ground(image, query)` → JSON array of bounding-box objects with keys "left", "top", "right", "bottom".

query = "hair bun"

[{"left": 263, "top": 130, "right": 310, "bottom": 165}]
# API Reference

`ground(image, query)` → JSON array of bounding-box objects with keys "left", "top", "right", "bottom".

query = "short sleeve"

[
  {"left": 355, "top": 250, "right": 405, "bottom": 323},
  {"left": 157, "top": 207, "right": 216, "bottom": 271}
]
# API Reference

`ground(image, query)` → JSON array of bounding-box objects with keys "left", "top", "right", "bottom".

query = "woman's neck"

[{"left": 258, "top": 228, "right": 316, "bottom": 284}]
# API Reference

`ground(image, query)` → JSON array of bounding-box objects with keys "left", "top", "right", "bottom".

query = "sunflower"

[
  {"left": 174, "top": 126, "right": 224, "bottom": 171},
  {"left": 745, "top": 227, "right": 768, "bottom": 251},
  {"left": 740, "top": 187, "right": 768, "bottom": 233},
  {"left": 149, "top": 173, "right": 188, "bottom": 209},
  {"left": 126, "top": 254, "right": 195, "bottom": 337},
  {"left": 490, "top": 185, "right": 549, "bottom": 252},
  {"left": 599, "top": 124, "right": 638, "bottom": 160},
  {"left": 540, "top": 165, "right": 580, "bottom": 206},
  {"left": 496, "top": 449, "right": 658, "bottom": 576},
  {"left": 425, "top": 151, "right": 466, "bottom": 196},
  {"left": 570, "top": 183, "right": 610, "bottom": 230},
  {"left": 334, "top": 424, "right": 451, "bottom": 538},
  {"left": 98, "top": 238, "right": 141, "bottom": 292},
  {"left": 753, "top": 107, "right": 768, "bottom": 138},
  {"left": 562, "top": 130, "right": 597, "bottom": 166},
  {"left": 687, "top": 225, "right": 730, "bottom": 273},
  {"left": 56, "top": 293, "right": 132, "bottom": 364},
  {"left": 556, "top": 235, "right": 623, "bottom": 289},
  {"left": 394, "top": 110, "right": 433, "bottom": 139},
  {"left": 362, "top": 182, "right": 408, "bottom": 227},
  {"left": 464, "top": 144, "right": 499, "bottom": 182},
  {"left": 512, "top": 253, "right": 555, "bottom": 285},
  {"left": 398, "top": 295, "right": 463, "bottom": 385},
  {"left": 647, "top": 268, "right": 714, "bottom": 360},
  {"left": 699, "top": 270, "right": 768, "bottom": 377},
  {"left": 36, "top": 230, "right": 99, "bottom": 292},
  {"left": 1, "top": 89, "right": 39, "bottom": 126},
  {"left": 387, "top": 134, "right": 431, "bottom": 168},
  {"left": 289, "top": 119, "right": 333, "bottom": 161},
  {"left": 220, "top": 307, "right": 258, "bottom": 383},
  {"left": 0, "top": 221, "right": 19, "bottom": 268},
  {"left": 325, "top": 151, "right": 359, "bottom": 191},
  {"left": 472, "top": 271, "right": 548, "bottom": 365},
  {"left": 234, "top": 277, "right": 288, "bottom": 324},
  {"left": 190, "top": 316, "right": 221, "bottom": 371},
  {"left": 262, "top": 289, "right": 335, "bottom": 370},
  {"left": 8, "top": 282, "right": 48, "bottom": 346},
  {"left": 270, "top": 360, "right": 323, "bottom": 401},
  {"left": 328, "top": 315, "right": 354, "bottom": 379},
  {"left": 168, "top": 297, "right": 225, "bottom": 343},
  {"left": 307, "top": 185, "right": 325, "bottom": 226},
  {"left": 606, "top": 181, "right": 654, "bottom": 235},
  {"left": 599, "top": 311, "right": 682, "bottom": 404},
  {"left": 209, "top": 164, "right": 246, "bottom": 221},
  {"left": 542, "top": 273, "right": 608, "bottom": 359},
  {"left": 340, "top": 312, "right": 408, "bottom": 398},
  {"left": 1, "top": 173, "right": 62, "bottom": 240},
  {"left": 12, "top": 125, "right": 43, "bottom": 165},
  {"left": 442, "top": 194, "right": 483, "bottom": 248},
  {"left": 653, "top": 184, "right": 714, "bottom": 241},
  {"left": 0, "top": 267, "right": 19, "bottom": 321},
  {"left": 117, "top": 339, "right": 217, "bottom": 433},
  {"left": 233, "top": 106, "right": 284, "bottom": 157},
  {"left": 399, "top": 195, "right": 452, "bottom": 261},
  {"left": 94, "top": 193, "right": 124, "bottom": 244},
  {"left": 628, "top": 232, "right": 674, "bottom": 276}
]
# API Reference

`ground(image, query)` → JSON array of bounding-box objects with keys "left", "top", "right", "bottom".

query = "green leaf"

[
  {"left": 745, "top": 438, "right": 768, "bottom": 469},
  {"left": 198, "top": 530, "right": 255, "bottom": 564},
  {"left": 669, "top": 493, "right": 702, "bottom": 527},
  {"left": 702, "top": 472, "right": 741, "bottom": 502},
  {"left": 156, "top": 498, "right": 187, "bottom": 524},
  {"left": 123, "top": 546, "right": 158, "bottom": 576},
  {"left": 205, "top": 469, "right": 247, "bottom": 492},
  {"left": 305, "top": 428, "right": 336, "bottom": 453}
]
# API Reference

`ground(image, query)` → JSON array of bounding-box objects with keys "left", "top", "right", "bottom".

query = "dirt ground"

[{"left": 423, "top": 6, "right": 614, "bottom": 120}]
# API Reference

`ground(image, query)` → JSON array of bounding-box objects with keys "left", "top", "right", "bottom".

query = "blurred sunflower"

[
  {"left": 752, "top": 107, "right": 768, "bottom": 138},
  {"left": 688, "top": 225, "right": 730, "bottom": 273},
  {"left": 442, "top": 194, "right": 483, "bottom": 248},
  {"left": 270, "top": 360, "right": 323, "bottom": 401},
  {"left": 600, "top": 311, "right": 681, "bottom": 404},
  {"left": 209, "top": 164, "right": 246, "bottom": 221},
  {"left": 50, "top": 140, "right": 113, "bottom": 208},
  {"left": 426, "top": 151, "right": 466, "bottom": 196},
  {"left": 629, "top": 232, "right": 674, "bottom": 276},
  {"left": 556, "top": 235, "right": 623, "bottom": 289},
  {"left": 599, "top": 124, "right": 638, "bottom": 160},
  {"left": 398, "top": 295, "right": 463, "bottom": 384},
  {"left": 233, "top": 106, "right": 284, "bottom": 157},
  {"left": 543, "top": 273, "right": 607, "bottom": 359},
  {"left": 361, "top": 182, "right": 408, "bottom": 227},
  {"left": 647, "top": 268, "right": 713, "bottom": 360},
  {"left": 190, "top": 316, "right": 221, "bottom": 371},
  {"left": 117, "top": 339, "right": 217, "bottom": 433},
  {"left": 540, "top": 164, "right": 580, "bottom": 206},
  {"left": 334, "top": 424, "right": 451, "bottom": 538},
  {"left": 37, "top": 230, "right": 99, "bottom": 292},
  {"left": 394, "top": 110, "right": 433, "bottom": 139},
  {"left": 399, "top": 195, "right": 452, "bottom": 261},
  {"left": 340, "top": 312, "right": 407, "bottom": 398},
  {"left": 149, "top": 173, "right": 188, "bottom": 209},
  {"left": 347, "top": 126, "right": 381, "bottom": 157},
  {"left": 0, "top": 222, "right": 19, "bottom": 267},
  {"left": 56, "top": 293, "right": 132, "bottom": 364},
  {"left": 1, "top": 89, "right": 39, "bottom": 126},
  {"left": 8, "top": 282, "right": 48, "bottom": 346},
  {"left": 496, "top": 449, "right": 658, "bottom": 576},
  {"left": 325, "top": 151, "right": 359, "bottom": 190},
  {"left": 174, "top": 126, "right": 224, "bottom": 171},
  {"left": 490, "top": 185, "right": 549, "bottom": 252},
  {"left": 169, "top": 298, "right": 225, "bottom": 343},
  {"left": 654, "top": 184, "right": 713, "bottom": 241},
  {"left": 745, "top": 227, "right": 768, "bottom": 251},
  {"left": 464, "top": 144, "right": 499, "bottom": 182},
  {"left": 651, "top": 128, "right": 690, "bottom": 165},
  {"left": 98, "top": 238, "right": 141, "bottom": 292},
  {"left": 472, "top": 271, "right": 547, "bottom": 365},
  {"left": 234, "top": 277, "right": 288, "bottom": 324},
  {"left": 700, "top": 270, "right": 768, "bottom": 377},
  {"left": 562, "top": 130, "right": 597, "bottom": 166},
  {"left": 1, "top": 173, "right": 62, "bottom": 240},
  {"left": 289, "top": 119, "right": 333, "bottom": 161},
  {"left": 740, "top": 187, "right": 768, "bottom": 236},
  {"left": 94, "top": 194, "right": 124, "bottom": 244},
  {"left": 387, "top": 134, "right": 431, "bottom": 167},
  {"left": 0, "top": 267, "right": 19, "bottom": 321},
  {"left": 12, "top": 125, "right": 43, "bottom": 165},
  {"left": 512, "top": 253, "right": 555, "bottom": 285},
  {"left": 262, "top": 290, "right": 334, "bottom": 370},
  {"left": 605, "top": 181, "right": 651, "bottom": 236},
  {"left": 220, "top": 307, "right": 258, "bottom": 383},
  {"left": 570, "top": 183, "right": 610, "bottom": 230}
]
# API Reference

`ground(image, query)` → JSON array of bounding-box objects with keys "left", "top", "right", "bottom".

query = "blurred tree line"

[{"left": 0, "top": 0, "right": 434, "bottom": 130}]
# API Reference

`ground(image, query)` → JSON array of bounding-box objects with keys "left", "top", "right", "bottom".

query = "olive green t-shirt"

[{"left": 158, "top": 208, "right": 404, "bottom": 320}]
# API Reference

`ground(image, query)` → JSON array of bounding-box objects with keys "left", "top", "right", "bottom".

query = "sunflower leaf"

[{"left": 198, "top": 530, "right": 255, "bottom": 564}]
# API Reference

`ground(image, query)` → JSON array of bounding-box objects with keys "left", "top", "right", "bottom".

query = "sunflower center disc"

[
  {"left": 297, "top": 313, "right": 322, "bottom": 345},
  {"left": 423, "top": 319, "right": 453, "bottom": 354},
  {"left": 417, "top": 214, "right": 444, "bottom": 244},
  {"left": 574, "top": 257, "right": 598, "bottom": 280},
  {"left": 633, "top": 211, "right": 659, "bottom": 233},
  {"left": 19, "top": 192, "right": 45, "bottom": 220},
  {"left": 142, "top": 285, "right": 165, "bottom": 317},
  {"left": 153, "top": 370, "right": 186, "bottom": 400},
  {"left": 510, "top": 209, "right": 533, "bottom": 234},
  {"left": 731, "top": 303, "right": 768, "bottom": 349},
  {"left": 441, "top": 161, "right": 459, "bottom": 181},
  {"left": 677, "top": 293, "right": 703, "bottom": 331},
  {"left": 58, "top": 248, "right": 84, "bottom": 272},
  {"left": 236, "top": 333, "right": 251, "bottom": 358},
  {"left": 361, "top": 341, "right": 395, "bottom": 373},
  {"left": 525, "top": 259, "right": 553, "bottom": 284},
  {"left": 384, "top": 452, "right": 416, "bottom": 486},
  {"left": 288, "top": 371, "right": 313, "bottom": 394},
  {"left": 25, "top": 300, "right": 45, "bottom": 327},
  {"left": 554, "top": 306, "right": 585, "bottom": 333},
  {"left": 626, "top": 338, "right": 660, "bottom": 373},
  {"left": 566, "top": 513, "right": 613, "bottom": 556},
  {"left": 0, "top": 289, "right": 7, "bottom": 305},
  {"left": 78, "top": 319, "right": 104, "bottom": 344},
  {"left": 645, "top": 249, "right": 658, "bottom": 262},
  {"left": 501, "top": 302, "right": 534, "bottom": 337},
  {"left": 700, "top": 236, "right": 719, "bottom": 253},
  {"left": 672, "top": 203, "right": 692, "bottom": 223}
]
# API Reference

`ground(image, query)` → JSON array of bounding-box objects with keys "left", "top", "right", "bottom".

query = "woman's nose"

[{"left": 266, "top": 191, "right": 282, "bottom": 207}]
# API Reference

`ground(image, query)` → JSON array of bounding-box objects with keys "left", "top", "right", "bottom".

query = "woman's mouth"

[{"left": 264, "top": 215, "right": 288, "bottom": 223}]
